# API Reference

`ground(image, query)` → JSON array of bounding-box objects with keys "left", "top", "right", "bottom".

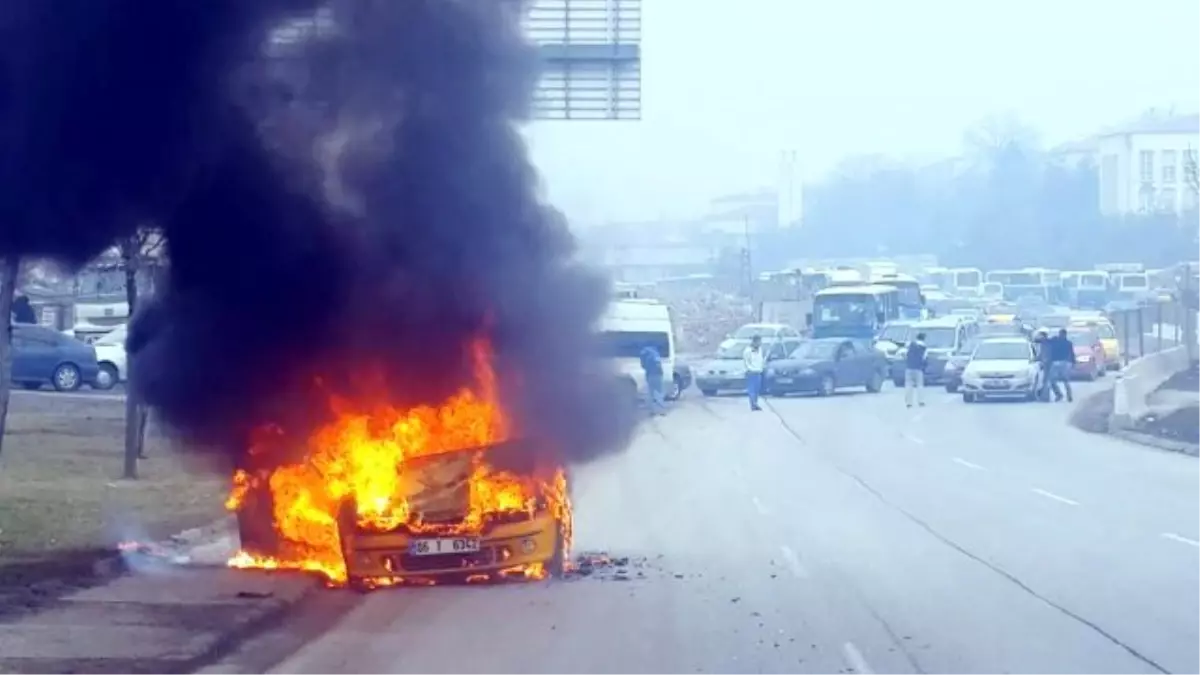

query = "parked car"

[
  {"left": 942, "top": 337, "right": 983, "bottom": 393},
  {"left": 11, "top": 324, "right": 101, "bottom": 391},
  {"left": 696, "top": 336, "right": 793, "bottom": 396},
  {"left": 669, "top": 361, "right": 693, "bottom": 400},
  {"left": 888, "top": 316, "right": 980, "bottom": 386},
  {"left": 765, "top": 338, "right": 888, "bottom": 396},
  {"left": 91, "top": 324, "right": 127, "bottom": 391}
]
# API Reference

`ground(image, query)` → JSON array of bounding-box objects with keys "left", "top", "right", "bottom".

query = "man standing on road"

[
  {"left": 1047, "top": 328, "right": 1076, "bottom": 403},
  {"left": 904, "top": 332, "right": 928, "bottom": 408},
  {"left": 1032, "top": 330, "right": 1052, "bottom": 401},
  {"left": 639, "top": 344, "right": 666, "bottom": 416},
  {"left": 743, "top": 335, "right": 765, "bottom": 411}
]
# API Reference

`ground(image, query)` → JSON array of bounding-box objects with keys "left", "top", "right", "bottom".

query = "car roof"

[{"left": 914, "top": 317, "right": 966, "bottom": 328}]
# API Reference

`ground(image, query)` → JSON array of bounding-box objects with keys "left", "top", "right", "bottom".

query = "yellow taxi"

[{"left": 1069, "top": 317, "right": 1120, "bottom": 370}]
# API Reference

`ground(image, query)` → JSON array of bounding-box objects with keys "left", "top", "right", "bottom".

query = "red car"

[{"left": 1066, "top": 326, "right": 1107, "bottom": 380}]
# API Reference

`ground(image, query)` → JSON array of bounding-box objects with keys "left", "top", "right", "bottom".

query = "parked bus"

[
  {"left": 869, "top": 271, "right": 925, "bottom": 320},
  {"left": 986, "top": 268, "right": 1063, "bottom": 303},
  {"left": 921, "top": 267, "right": 953, "bottom": 292},
  {"left": 809, "top": 285, "right": 900, "bottom": 339},
  {"left": 1111, "top": 271, "right": 1150, "bottom": 300}
]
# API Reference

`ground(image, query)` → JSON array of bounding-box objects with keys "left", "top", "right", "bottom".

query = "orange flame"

[{"left": 225, "top": 340, "right": 568, "bottom": 584}]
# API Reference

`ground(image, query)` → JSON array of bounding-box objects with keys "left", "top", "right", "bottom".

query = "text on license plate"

[
  {"left": 409, "top": 538, "right": 481, "bottom": 556},
  {"left": 774, "top": 377, "right": 793, "bottom": 384},
  {"left": 983, "top": 380, "right": 1009, "bottom": 389}
]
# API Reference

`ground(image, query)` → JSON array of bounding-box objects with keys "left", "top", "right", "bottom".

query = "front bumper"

[
  {"left": 341, "top": 513, "right": 562, "bottom": 582},
  {"left": 888, "top": 359, "right": 949, "bottom": 384},
  {"left": 696, "top": 376, "right": 747, "bottom": 392},
  {"left": 961, "top": 377, "right": 1036, "bottom": 397},
  {"left": 766, "top": 373, "right": 821, "bottom": 394}
]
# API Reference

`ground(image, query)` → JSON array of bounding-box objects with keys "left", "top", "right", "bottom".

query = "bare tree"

[
  {"left": 0, "top": 255, "right": 19, "bottom": 459},
  {"left": 117, "top": 228, "right": 165, "bottom": 479}
]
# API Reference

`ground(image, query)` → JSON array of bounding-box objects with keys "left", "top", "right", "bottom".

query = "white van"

[{"left": 598, "top": 298, "right": 677, "bottom": 400}]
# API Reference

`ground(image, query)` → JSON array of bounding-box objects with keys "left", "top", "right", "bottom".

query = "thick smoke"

[{"left": 1, "top": 0, "right": 636, "bottom": 467}]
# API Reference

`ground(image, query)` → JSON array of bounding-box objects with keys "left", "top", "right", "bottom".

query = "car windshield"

[
  {"left": 789, "top": 340, "right": 839, "bottom": 360},
  {"left": 715, "top": 340, "right": 751, "bottom": 359},
  {"left": 94, "top": 325, "right": 127, "bottom": 346},
  {"left": 1038, "top": 315, "right": 1070, "bottom": 328},
  {"left": 919, "top": 327, "right": 957, "bottom": 349},
  {"left": 973, "top": 341, "right": 1031, "bottom": 361},
  {"left": 731, "top": 325, "right": 777, "bottom": 339},
  {"left": 877, "top": 324, "right": 911, "bottom": 344},
  {"left": 813, "top": 296, "right": 876, "bottom": 325}
]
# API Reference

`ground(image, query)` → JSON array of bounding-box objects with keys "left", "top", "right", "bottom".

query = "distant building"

[{"left": 1055, "top": 112, "right": 1200, "bottom": 216}]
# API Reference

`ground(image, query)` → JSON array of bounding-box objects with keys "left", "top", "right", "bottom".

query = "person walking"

[
  {"left": 639, "top": 344, "right": 666, "bottom": 416},
  {"left": 1046, "top": 328, "right": 1076, "bottom": 403},
  {"left": 1032, "top": 330, "right": 1052, "bottom": 401},
  {"left": 904, "top": 332, "right": 928, "bottom": 408},
  {"left": 743, "top": 335, "right": 766, "bottom": 411}
]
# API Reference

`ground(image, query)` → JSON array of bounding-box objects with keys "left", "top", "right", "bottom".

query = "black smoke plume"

[{"left": 0, "top": 0, "right": 637, "bottom": 468}]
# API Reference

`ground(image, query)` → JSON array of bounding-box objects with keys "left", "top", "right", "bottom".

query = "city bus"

[
  {"left": 1061, "top": 270, "right": 1109, "bottom": 309},
  {"left": 809, "top": 285, "right": 900, "bottom": 339},
  {"left": 986, "top": 268, "right": 1061, "bottom": 303},
  {"left": 869, "top": 271, "right": 925, "bottom": 320},
  {"left": 948, "top": 267, "right": 983, "bottom": 296}
]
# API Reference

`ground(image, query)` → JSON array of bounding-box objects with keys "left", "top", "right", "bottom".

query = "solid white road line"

[
  {"left": 841, "top": 642, "right": 875, "bottom": 675},
  {"left": 1031, "top": 487, "right": 1080, "bottom": 506},
  {"left": 778, "top": 545, "right": 809, "bottom": 579},
  {"left": 751, "top": 496, "right": 770, "bottom": 516},
  {"left": 951, "top": 457, "right": 985, "bottom": 470},
  {"left": 1161, "top": 532, "right": 1200, "bottom": 548},
  {"left": 901, "top": 433, "right": 926, "bottom": 446}
]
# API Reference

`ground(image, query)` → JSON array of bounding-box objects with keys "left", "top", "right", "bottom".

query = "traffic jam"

[{"left": 675, "top": 261, "right": 1194, "bottom": 405}]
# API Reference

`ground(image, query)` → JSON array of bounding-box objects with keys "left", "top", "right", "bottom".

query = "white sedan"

[
  {"left": 91, "top": 324, "right": 127, "bottom": 390},
  {"left": 959, "top": 337, "right": 1039, "bottom": 403}
]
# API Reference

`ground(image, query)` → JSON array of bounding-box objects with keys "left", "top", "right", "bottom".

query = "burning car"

[{"left": 225, "top": 342, "right": 573, "bottom": 590}]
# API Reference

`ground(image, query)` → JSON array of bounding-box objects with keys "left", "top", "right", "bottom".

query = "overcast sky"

[{"left": 521, "top": 0, "right": 1200, "bottom": 226}]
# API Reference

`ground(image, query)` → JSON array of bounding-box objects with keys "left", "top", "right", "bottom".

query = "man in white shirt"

[{"left": 743, "top": 335, "right": 766, "bottom": 411}]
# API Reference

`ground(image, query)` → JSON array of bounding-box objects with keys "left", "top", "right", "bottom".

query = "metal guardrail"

[{"left": 1108, "top": 301, "right": 1198, "bottom": 365}]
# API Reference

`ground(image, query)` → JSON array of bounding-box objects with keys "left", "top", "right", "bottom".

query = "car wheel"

[
  {"left": 865, "top": 370, "right": 884, "bottom": 393},
  {"left": 962, "top": 393, "right": 976, "bottom": 403},
  {"left": 818, "top": 374, "right": 835, "bottom": 396},
  {"left": 346, "top": 577, "right": 373, "bottom": 594},
  {"left": 52, "top": 363, "right": 82, "bottom": 392},
  {"left": 700, "top": 388, "right": 717, "bottom": 397},
  {"left": 666, "top": 374, "right": 683, "bottom": 401},
  {"left": 94, "top": 363, "right": 118, "bottom": 391},
  {"left": 945, "top": 382, "right": 959, "bottom": 393}
]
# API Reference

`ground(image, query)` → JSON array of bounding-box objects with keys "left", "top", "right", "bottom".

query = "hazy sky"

[{"left": 522, "top": 0, "right": 1200, "bottom": 225}]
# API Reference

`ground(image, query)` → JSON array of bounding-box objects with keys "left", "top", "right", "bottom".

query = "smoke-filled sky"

[{"left": 524, "top": 0, "right": 1200, "bottom": 225}]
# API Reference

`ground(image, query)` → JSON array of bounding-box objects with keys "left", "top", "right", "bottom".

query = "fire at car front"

[{"left": 224, "top": 340, "right": 572, "bottom": 590}]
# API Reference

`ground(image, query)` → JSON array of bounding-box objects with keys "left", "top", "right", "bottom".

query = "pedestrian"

[
  {"left": 639, "top": 344, "right": 666, "bottom": 416},
  {"left": 1047, "top": 328, "right": 1076, "bottom": 403},
  {"left": 743, "top": 335, "right": 765, "bottom": 411},
  {"left": 1032, "top": 330, "right": 1052, "bottom": 401},
  {"left": 904, "top": 332, "right": 928, "bottom": 408}
]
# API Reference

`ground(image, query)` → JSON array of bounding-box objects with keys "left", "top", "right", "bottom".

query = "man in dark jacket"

[
  {"left": 904, "top": 332, "right": 928, "bottom": 408},
  {"left": 1046, "top": 328, "right": 1076, "bottom": 403},
  {"left": 639, "top": 345, "right": 666, "bottom": 416}
]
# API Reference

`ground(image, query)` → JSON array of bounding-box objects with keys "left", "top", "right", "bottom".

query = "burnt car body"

[{"left": 765, "top": 337, "right": 888, "bottom": 396}]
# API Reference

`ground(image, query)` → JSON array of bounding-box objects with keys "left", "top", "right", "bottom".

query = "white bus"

[
  {"left": 948, "top": 267, "right": 983, "bottom": 296},
  {"left": 599, "top": 298, "right": 678, "bottom": 400}
]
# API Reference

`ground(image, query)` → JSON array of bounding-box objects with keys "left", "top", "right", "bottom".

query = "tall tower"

[{"left": 525, "top": 0, "right": 642, "bottom": 121}]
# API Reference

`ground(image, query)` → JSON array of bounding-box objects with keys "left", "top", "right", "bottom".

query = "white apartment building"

[{"left": 1093, "top": 114, "right": 1200, "bottom": 216}]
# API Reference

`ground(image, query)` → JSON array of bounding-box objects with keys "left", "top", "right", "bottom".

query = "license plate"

[
  {"left": 983, "top": 380, "right": 1009, "bottom": 389},
  {"left": 409, "top": 538, "right": 481, "bottom": 556},
  {"left": 774, "top": 377, "right": 793, "bottom": 384}
]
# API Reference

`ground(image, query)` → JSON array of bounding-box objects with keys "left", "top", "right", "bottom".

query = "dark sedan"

[
  {"left": 765, "top": 338, "right": 888, "bottom": 396},
  {"left": 12, "top": 324, "right": 101, "bottom": 391}
]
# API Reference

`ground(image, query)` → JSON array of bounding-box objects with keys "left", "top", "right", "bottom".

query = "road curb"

[
  {"left": 175, "top": 574, "right": 321, "bottom": 674},
  {"left": 1108, "top": 428, "right": 1200, "bottom": 457}
]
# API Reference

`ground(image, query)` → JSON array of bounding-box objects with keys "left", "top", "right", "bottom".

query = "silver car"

[{"left": 959, "top": 337, "right": 1039, "bottom": 403}]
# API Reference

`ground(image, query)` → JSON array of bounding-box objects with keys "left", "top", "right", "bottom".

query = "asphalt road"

[{"left": 261, "top": 382, "right": 1199, "bottom": 675}]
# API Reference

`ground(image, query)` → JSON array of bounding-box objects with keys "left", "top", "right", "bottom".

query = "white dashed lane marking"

[
  {"left": 1161, "top": 533, "right": 1200, "bottom": 548},
  {"left": 751, "top": 496, "right": 770, "bottom": 516},
  {"left": 778, "top": 545, "right": 809, "bottom": 579},
  {"left": 841, "top": 642, "right": 874, "bottom": 674},
  {"left": 951, "top": 457, "right": 985, "bottom": 470},
  {"left": 1031, "top": 488, "right": 1080, "bottom": 506}
]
